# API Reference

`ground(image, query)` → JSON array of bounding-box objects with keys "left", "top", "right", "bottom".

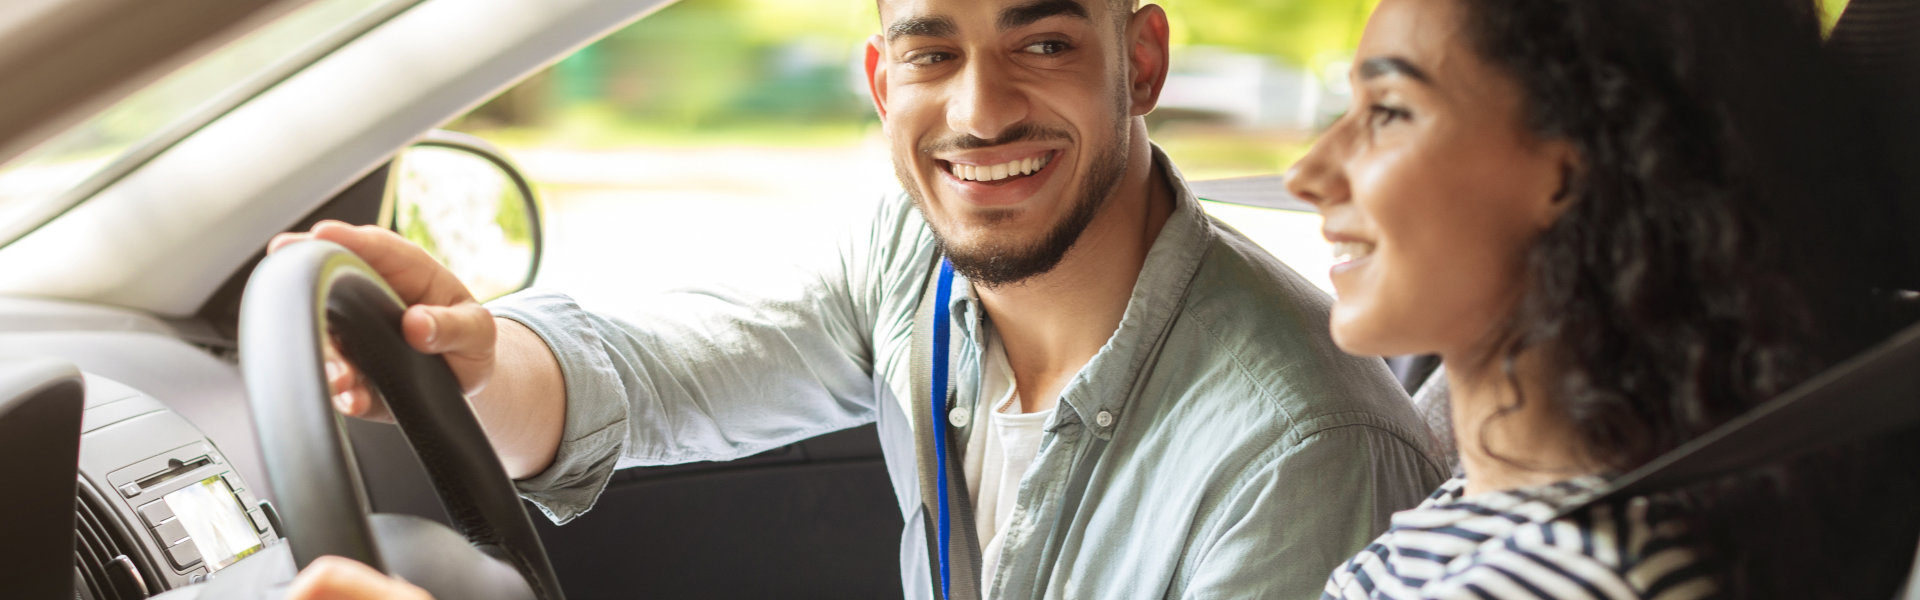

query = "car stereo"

[
  {"left": 77, "top": 374, "right": 280, "bottom": 595},
  {"left": 157, "top": 475, "right": 262, "bottom": 571}
]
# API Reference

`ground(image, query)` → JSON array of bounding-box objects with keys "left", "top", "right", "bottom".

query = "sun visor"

[{"left": 0, "top": 0, "right": 315, "bottom": 167}]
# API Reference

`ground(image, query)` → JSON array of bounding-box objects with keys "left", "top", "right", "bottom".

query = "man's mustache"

[{"left": 919, "top": 123, "right": 1072, "bottom": 155}]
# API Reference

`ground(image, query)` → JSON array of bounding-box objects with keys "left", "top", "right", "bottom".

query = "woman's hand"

[{"left": 284, "top": 556, "right": 433, "bottom": 600}]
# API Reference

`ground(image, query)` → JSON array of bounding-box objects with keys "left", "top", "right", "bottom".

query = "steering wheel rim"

[{"left": 237, "top": 240, "right": 564, "bottom": 600}]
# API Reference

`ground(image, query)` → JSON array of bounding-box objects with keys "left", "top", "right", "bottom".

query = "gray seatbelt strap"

[
  {"left": 1903, "top": 535, "right": 1920, "bottom": 600},
  {"left": 1558, "top": 319, "right": 1920, "bottom": 516},
  {"left": 911, "top": 254, "right": 984, "bottom": 600}
]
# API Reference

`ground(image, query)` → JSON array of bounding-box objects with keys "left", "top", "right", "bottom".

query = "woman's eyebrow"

[{"left": 1357, "top": 56, "right": 1434, "bottom": 85}]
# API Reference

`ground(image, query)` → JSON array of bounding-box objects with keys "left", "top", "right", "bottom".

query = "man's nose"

[{"left": 947, "top": 58, "right": 1031, "bottom": 141}]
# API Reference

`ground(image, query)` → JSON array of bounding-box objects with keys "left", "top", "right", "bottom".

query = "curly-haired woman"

[{"left": 1292, "top": 0, "right": 1920, "bottom": 597}]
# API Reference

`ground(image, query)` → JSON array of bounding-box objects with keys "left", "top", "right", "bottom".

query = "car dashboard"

[
  {"left": 72, "top": 372, "right": 281, "bottom": 597},
  {"left": 0, "top": 296, "right": 285, "bottom": 599}
]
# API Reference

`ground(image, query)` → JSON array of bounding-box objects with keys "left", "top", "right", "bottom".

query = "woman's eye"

[
  {"left": 1022, "top": 40, "right": 1071, "bottom": 56},
  {"left": 1368, "top": 104, "right": 1411, "bottom": 127}
]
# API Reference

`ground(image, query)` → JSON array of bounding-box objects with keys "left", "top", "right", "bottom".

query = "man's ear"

[
  {"left": 1125, "top": 5, "right": 1172, "bottom": 117},
  {"left": 864, "top": 34, "right": 890, "bottom": 122}
]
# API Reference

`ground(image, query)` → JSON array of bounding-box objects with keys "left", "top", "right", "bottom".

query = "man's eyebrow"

[
  {"left": 999, "top": 0, "right": 1091, "bottom": 31},
  {"left": 1356, "top": 57, "right": 1434, "bottom": 85},
  {"left": 886, "top": 15, "right": 958, "bottom": 42}
]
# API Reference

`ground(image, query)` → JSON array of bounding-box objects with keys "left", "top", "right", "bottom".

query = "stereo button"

[
  {"left": 165, "top": 539, "right": 202, "bottom": 570},
  {"left": 137, "top": 501, "right": 174, "bottom": 527},
  {"left": 152, "top": 518, "right": 188, "bottom": 546}
]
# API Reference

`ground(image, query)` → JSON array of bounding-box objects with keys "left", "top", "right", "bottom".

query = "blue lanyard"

[{"left": 931, "top": 258, "right": 957, "bottom": 599}]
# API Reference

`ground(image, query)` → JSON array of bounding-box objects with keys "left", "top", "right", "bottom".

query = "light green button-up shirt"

[{"left": 491, "top": 146, "right": 1449, "bottom": 600}]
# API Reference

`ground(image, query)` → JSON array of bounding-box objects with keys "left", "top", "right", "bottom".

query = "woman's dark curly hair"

[{"left": 1457, "top": 0, "right": 1920, "bottom": 596}]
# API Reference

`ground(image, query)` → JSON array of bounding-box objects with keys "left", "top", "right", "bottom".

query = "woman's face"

[{"left": 1286, "top": 0, "right": 1576, "bottom": 360}]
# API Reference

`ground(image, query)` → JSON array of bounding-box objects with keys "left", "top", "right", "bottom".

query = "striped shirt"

[{"left": 1323, "top": 476, "right": 1717, "bottom": 599}]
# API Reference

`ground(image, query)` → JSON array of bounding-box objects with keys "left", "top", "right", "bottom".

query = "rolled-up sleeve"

[
  {"left": 481, "top": 197, "right": 927, "bottom": 524},
  {"left": 489, "top": 290, "right": 640, "bottom": 523},
  {"left": 486, "top": 272, "right": 881, "bottom": 523}
]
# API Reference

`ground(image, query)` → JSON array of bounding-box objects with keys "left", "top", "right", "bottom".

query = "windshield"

[{"left": 0, "top": 0, "right": 403, "bottom": 244}]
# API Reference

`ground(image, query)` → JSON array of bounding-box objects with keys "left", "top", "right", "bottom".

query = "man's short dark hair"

[{"left": 876, "top": 0, "right": 1141, "bottom": 20}]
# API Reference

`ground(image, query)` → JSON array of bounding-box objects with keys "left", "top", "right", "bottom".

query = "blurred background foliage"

[
  {"left": 453, "top": 0, "right": 1849, "bottom": 178},
  {"left": 0, "top": 0, "right": 1859, "bottom": 302},
  {"left": 454, "top": 0, "right": 1386, "bottom": 178},
  {"left": 1167, "top": 0, "right": 1377, "bottom": 65},
  {"left": 435, "top": 0, "right": 1852, "bottom": 302}
]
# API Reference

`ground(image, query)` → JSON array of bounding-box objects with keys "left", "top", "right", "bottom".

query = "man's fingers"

[
  {"left": 331, "top": 385, "right": 394, "bottom": 423},
  {"left": 325, "top": 362, "right": 370, "bottom": 417},
  {"left": 306, "top": 221, "right": 475, "bottom": 307},
  {"left": 286, "top": 556, "right": 433, "bottom": 600},
  {"left": 267, "top": 231, "right": 312, "bottom": 253},
  {"left": 333, "top": 386, "right": 366, "bottom": 417},
  {"left": 327, "top": 366, "right": 354, "bottom": 395},
  {"left": 332, "top": 389, "right": 358, "bottom": 415},
  {"left": 401, "top": 303, "right": 493, "bottom": 354},
  {"left": 278, "top": 220, "right": 494, "bottom": 400},
  {"left": 401, "top": 303, "right": 496, "bottom": 396},
  {"left": 325, "top": 354, "right": 355, "bottom": 390}
]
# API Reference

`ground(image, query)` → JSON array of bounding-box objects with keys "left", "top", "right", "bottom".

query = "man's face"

[{"left": 866, "top": 0, "right": 1145, "bottom": 286}]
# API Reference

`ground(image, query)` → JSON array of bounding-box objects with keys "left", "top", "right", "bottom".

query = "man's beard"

[{"left": 897, "top": 122, "right": 1130, "bottom": 288}]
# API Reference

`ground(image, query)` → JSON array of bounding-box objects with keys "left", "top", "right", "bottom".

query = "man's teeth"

[
  {"left": 951, "top": 154, "right": 1051, "bottom": 182},
  {"left": 1331, "top": 241, "right": 1375, "bottom": 263}
]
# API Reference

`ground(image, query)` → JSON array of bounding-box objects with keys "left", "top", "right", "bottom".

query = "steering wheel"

[{"left": 236, "top": 240, "right": 564, "bottom": 600}]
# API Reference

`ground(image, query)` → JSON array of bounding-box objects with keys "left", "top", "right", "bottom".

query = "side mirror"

[{"left": 383, "top": 130, "right": 542, "bottom": 302}]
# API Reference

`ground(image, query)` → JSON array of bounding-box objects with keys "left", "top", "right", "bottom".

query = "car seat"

[
  {"left": 1530, "top": 0, "right": 1920, "bottom": 595},
  {"left": 1826, "top": 0, "right": 1920, "bottom": 596}
]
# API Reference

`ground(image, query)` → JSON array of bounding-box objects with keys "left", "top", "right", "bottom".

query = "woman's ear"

[{"left": 1537, "top": 143, "right": 1583, "bottom": 226}]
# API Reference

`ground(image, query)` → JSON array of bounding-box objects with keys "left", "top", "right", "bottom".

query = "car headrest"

[{"left": 1827, "top": 0, "right": 1920, "bottom": 290}]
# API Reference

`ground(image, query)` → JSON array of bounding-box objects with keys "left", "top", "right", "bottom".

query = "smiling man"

[{"left": 283, "top": 1, "right": 1446, "bottom": 598}]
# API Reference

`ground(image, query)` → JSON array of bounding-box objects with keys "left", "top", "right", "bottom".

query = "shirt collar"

[{"left": 947, "top": 144, "right": 1215, "bottom": 436}]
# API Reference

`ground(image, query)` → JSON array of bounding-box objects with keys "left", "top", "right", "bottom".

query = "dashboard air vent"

[{"left": 74, "top": 478, "right": 153, "bottom": 600}]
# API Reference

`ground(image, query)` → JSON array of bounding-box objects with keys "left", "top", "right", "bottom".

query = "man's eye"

[
  {"left": 1022, "top": 40, "right": 1071, "bottom": 55},
  {"left": 906, "top": 51, "right": 955, "bottom": 66}
]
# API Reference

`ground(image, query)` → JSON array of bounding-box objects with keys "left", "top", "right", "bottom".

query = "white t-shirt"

[{"left": 961, "top": 334, "right": 1055, "bottom": 594}]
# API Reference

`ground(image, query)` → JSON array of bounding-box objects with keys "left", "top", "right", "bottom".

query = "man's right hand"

[
  {"left": 269, "top": 221, "right": 497, "bottom": 423},
  {"left": 267, "top": 220, "right": 567, "bottom": 479}
]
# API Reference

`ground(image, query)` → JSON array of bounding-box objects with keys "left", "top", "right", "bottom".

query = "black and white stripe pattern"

[{"left": 1323, "top": 477, "right": 1716, "bottom": 599}]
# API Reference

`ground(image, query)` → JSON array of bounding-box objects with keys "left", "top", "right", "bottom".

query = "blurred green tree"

[{"left": 1166, "top": 0, "right": 1374, "bottom": 68}]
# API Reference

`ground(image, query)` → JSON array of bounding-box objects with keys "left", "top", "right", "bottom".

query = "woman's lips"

[
  {"left": 1330, "top": 240, "right": 1376, "bottom": 266},
  {"left": 1327, "top": 239, "right": 1376, "bottom": 282}
]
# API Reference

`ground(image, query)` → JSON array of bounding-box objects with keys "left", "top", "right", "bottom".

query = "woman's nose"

[{"left": 1284, "top": 128, "right": 1351, "bottom": 210}]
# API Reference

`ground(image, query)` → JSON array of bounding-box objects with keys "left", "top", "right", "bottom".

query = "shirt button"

[
  {"left": 1095, "top": 410, "right": 1114, "bottom": 428},
  {"left": 949, "top": 406, "right": 971, "bottom": 428}
]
